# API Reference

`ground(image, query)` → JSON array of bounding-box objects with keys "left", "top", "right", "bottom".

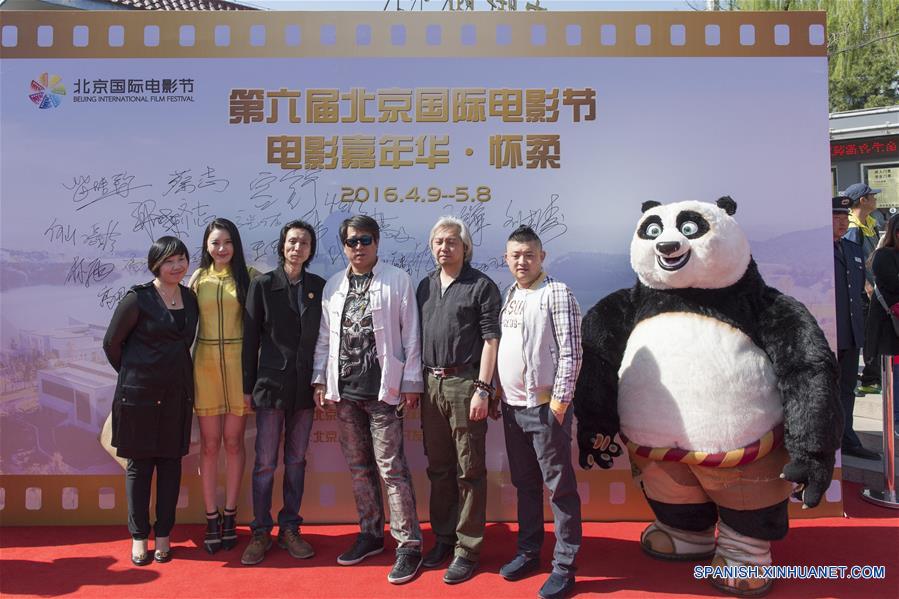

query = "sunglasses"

[{"left": 344, "top": 235, "right": 374, "bottom": 248}]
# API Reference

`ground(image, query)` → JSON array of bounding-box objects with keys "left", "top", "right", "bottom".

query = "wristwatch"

[{"left": 476, "top": 388, "right": 490, "bottom": 400}]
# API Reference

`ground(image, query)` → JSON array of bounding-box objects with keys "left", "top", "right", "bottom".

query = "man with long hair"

[{"left": 241, "top": 220, "right": 325, "bottom": 565}]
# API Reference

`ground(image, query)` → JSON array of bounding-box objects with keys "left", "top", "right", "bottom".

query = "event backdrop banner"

[{"left": 0, "top": 10, "right": 842, "bottom": 525}]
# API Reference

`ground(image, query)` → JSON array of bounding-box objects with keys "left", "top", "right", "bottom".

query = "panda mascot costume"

[{"left": 574, "top": 197, "right": 841, "bottom": 597}]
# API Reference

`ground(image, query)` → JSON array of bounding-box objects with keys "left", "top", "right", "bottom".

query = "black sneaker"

[
  {"left": 336, "top": 534, "right": 384, "bottom": 566},
  {"left": 387, "top": 551, "right": 422, "bottom": 584}
]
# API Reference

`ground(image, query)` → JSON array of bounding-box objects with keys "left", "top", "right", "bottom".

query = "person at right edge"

[
  {"left": 865, "top": 212, "right": 899, "bottom": 442},
  {"left": 844, "top": 183, "right": 883, "bottom": 395},
  {"left": 834, "top": 196, "right": 880, "bottom": 460}
]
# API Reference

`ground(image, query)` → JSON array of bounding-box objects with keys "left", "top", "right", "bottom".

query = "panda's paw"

[
  {"left": 781, "top": 455, "right": 835, "bottom": 509},
  {"left": 577, "top": 432, "right": 622, "bottom": 470}
]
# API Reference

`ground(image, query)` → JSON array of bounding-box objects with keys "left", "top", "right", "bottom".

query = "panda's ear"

[
  {"left": 716, "top": 196, "right": 737, "bottom": 215},
  {"left": 641, "top": 201, "right": 661, "bottom": 213}
]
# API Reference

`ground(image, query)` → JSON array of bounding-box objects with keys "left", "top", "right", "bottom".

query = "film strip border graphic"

[
  {"left": 0, "top": 468, "right": 844, "bottom": 525},
  {"left": 0, "top": 11, "right": 826, "bottom": 59}
]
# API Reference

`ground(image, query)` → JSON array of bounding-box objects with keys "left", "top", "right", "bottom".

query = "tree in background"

[{"left": 699, "top": 0, "right": 899, "bottom": 112}]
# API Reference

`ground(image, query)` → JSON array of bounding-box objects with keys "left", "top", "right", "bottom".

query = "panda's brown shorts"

[{"left": 630, "top": 446, "right": 793, "bottom": 511}]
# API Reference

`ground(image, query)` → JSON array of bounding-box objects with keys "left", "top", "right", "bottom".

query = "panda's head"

[{"left": 630, "top": 196, "right": 750, "bottom": 290}]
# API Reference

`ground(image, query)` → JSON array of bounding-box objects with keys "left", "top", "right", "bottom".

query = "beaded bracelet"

[{"left": 473, "top": 379, "right": 495, "bottom": 398}]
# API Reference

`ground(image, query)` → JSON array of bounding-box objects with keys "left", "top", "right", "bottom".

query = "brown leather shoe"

[
  {"left": 240, "top": 530, "right": 272, "bottom": 565},
  {"left": 278, "top": 529, "right": 314, "bottom": 559}
]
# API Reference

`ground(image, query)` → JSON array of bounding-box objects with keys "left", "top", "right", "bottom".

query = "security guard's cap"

[{"left": 833, "top": 195, "right": 851, "bottom": 214}]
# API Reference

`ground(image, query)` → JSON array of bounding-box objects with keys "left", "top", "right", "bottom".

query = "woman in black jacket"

[
  {"left": 103, "top": 236, "right": 199, "bottom": 566},
  {"left": 239, "top": 220, "right": 325, "bottom": 566},
  {"left": 865, "top": 213, "right": 899, "bottom": 437}
]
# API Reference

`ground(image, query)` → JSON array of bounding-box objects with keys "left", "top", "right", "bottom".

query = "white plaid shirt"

[{"left": 501, "top": 273, "right": 583, "bottom": 405}]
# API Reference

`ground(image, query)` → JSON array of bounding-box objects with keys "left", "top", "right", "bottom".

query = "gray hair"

[{"left": 428, "top": 215, "right": 473, "bottom": 263}]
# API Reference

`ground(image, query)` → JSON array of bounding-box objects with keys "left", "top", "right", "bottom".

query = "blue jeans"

[
  {"left": 251, "top": 408, "right": 314, "bottom": 534},
  {"left": 502, "top": 402, "right": 581, "bottom": 576}
]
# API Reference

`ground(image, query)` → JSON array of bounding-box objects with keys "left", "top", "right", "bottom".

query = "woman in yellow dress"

[{"left": 188, "top": 218, "right": 258, "bottom": 554}]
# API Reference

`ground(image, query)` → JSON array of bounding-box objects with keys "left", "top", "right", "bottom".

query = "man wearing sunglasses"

[{"left": 312, "top": 215, "right": 425, "bottom": 585}]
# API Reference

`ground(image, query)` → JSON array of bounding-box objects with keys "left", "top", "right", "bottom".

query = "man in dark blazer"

[
  {"left": 241, "top": 220, "right": 327, "bottom": 565},
  {"left": 833, "top": 196, "right": 879, "bottom": 460}
]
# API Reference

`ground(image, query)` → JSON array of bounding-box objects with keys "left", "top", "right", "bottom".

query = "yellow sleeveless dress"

[{"left": 192, "top": 265, "right": 258, "bottom": 417}]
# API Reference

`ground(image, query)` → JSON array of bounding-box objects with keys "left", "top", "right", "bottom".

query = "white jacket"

[{"left": 312, "top": 261, "right": 424, "bottom": 405}]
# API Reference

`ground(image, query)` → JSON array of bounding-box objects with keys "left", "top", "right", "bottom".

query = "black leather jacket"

[{"left": 242, "top": 267, "right": 325, "bottom": 413}]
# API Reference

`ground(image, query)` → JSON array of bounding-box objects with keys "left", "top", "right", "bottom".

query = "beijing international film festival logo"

[{"left": 29, "top": 73, "right": 66, "bottom": 109}]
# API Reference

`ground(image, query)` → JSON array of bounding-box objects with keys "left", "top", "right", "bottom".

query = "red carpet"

[{"left": 1, "top": 482, "right": 896, "bottom": 599}]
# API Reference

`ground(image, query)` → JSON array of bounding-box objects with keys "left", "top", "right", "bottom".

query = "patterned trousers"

[{"left": 336, "top": 398, "right": 422, "bottom": 552}]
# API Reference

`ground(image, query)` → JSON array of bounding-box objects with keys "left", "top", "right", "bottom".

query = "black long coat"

[
  {"left": 864, "top": 247, "right": 899, "bottom": 360},
  {"left": 242, "top": 266, "right": 325, "bottom": 413},
  {"left": 103, "top": 282, "right": 199, "bottom": 459},
  {"left": 834, "top": 238, "right": 866, "bottom": 350}
]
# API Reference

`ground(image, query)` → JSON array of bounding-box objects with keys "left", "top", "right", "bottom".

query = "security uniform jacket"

[
  {"left": 865, "top": 247, "right": 899, "bottom": 360},
  {"left": 834, "top": 237, "right": 866, "bottom": 350},
  {"left": 243, "top": 266, "right": 325, "bottom": 413},
  {"left": 103, "top": 282, "right": 199, "bottom": 459}
]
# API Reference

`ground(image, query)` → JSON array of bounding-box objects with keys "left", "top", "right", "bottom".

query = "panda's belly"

[{"left": 618, "top": 312, "right": 783, "bottom": 454}]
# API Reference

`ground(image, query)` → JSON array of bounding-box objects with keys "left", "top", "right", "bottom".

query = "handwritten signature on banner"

[
  {"left": 97, "top": 285, "right": 130, "bottom": 309},
  {"left": 65, "top": 256, "right": 115, "bottom": 289},
  {"left": 249, "top": 168, "right": 321, "bottom": 212},
  {"left": 81, "top": 220, "right": 121, "bottom": 253},
  {"left": 456, "top": 204, "right": 489, "bottom": 246},
  {"left": 503, "top": 193, "right": 568, "bottom": 243},
  {"left": 44, "top": 218, "right": 77, "bottom": 246},
  {"left": 44, "top": 217, "right": 121, "bottom": 253},
  {"left": 163, "top": 166, "right": 230, "bottom": 197},
  {"left": 130, "top": 198, "right": 216, "bottom": 241},
  {"left": 63, "top": 172, "right": 152, "bottom": 212}
]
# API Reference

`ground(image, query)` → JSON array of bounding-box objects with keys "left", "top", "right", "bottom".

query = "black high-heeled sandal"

[
  {"left": 221, "top": 507, "right": 238, "bottom": 551},
  {"left": 204, "top": 510, "right": 223, "bottom": 554}
]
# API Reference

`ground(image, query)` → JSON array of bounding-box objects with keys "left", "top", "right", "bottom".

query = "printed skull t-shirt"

[{"left": 338, "top": 271, "right": 381, "bottom": 400}]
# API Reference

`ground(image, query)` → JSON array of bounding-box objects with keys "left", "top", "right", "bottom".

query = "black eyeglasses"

[{"left": 344, "top": 235, "right": 374, "bottom": 248}]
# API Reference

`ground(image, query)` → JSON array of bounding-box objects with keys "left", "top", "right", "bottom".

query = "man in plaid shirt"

[{"left": 496, "top": 225, "right": 583, "bottom": 599}]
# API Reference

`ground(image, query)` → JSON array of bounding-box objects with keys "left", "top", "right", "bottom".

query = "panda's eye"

[
  {"left": 680, "top": 221, "right": 699, "bottom": 236},
  {"left": 645, "top": 223, "right": 663, "bottom": 238}
]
